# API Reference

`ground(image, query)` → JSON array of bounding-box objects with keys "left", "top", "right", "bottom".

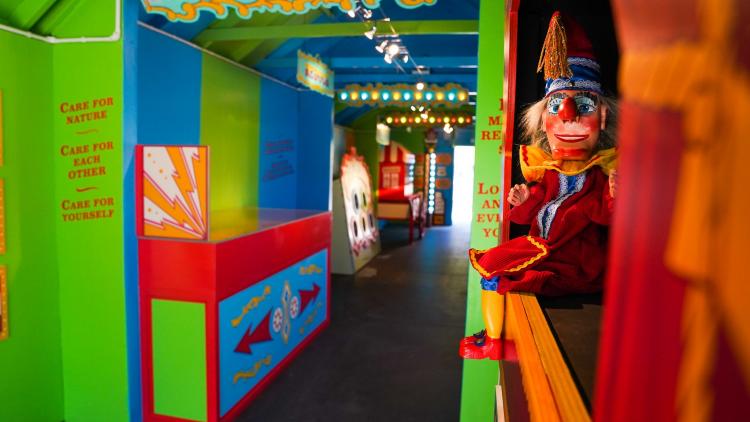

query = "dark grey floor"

[{"left": 237, "top": 223, "right": 471, "bottom": 422}]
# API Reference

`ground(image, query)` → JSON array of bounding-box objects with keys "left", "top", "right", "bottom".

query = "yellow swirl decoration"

[
  {"left": 0, "top": 266, "right": 7, "bottom": 340},
  {"left": 233, "top": 355, "right": 273, "bottom": 384},
  {"left": 299, "top": 302, "right": 323, "bottom": 335},
  {"left": 397, "top": 0, "right": 436, "bottom": 6},
  {"left": 231, "top": 285, "right": 272, "bottom": 328},
  {"left": 143, "top": 0, "right": 437, "bottom": 22},
  {"left": 299, "top": 264, "right": 323, "bottom": 275}
]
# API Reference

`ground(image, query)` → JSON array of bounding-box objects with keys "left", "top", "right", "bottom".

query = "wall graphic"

[
  {"left": 341, "top": 150, "right": 379, "bottom": 257},
  {"left": 0, "top": 90, "right": 4, "bottom": 255},
  {"left": 142, "top": 0, "right": 438, "bottom": 23},
  {"left": 57, "top": 95, "right": 119, "bottom": 226},
  {"left": 218, "top": 250, "right": 328, "bottom": 416},
  {"left": 0, "top": 266, "right": 7, "bottom": 340},
  {"left": 432, "top": 148, "right": 454, "bottom": 226},
  {"left": 142, "top": 145, "right": 209, "bottom": 240},
  {"left": 0, "top": 90, "right": 4, "bottom": 165}
]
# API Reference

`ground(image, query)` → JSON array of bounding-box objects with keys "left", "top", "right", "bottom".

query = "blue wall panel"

[
  {"left": 297, "top": 91, "right": 333, "bottom": 211},
  {"left": 258, "top": 79, "right": 299, "bottom": 208},
  {"left": 123, "top": 0, "right": 142, "bottom": 420},
  {"left": 137, "top": 26, "right": 202, "bottom": 146}
]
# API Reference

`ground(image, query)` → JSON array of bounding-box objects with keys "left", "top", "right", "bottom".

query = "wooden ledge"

[{"left": 504, "top": 292, "right": 591, "bottom": 422}]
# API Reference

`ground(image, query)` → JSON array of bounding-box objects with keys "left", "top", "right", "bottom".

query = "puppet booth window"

[{"left": 460, "top": 11, "right": 619, "bottom": 361}]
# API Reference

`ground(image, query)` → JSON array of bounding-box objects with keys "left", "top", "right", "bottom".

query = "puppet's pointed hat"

[{"left": 538, "top": 12, "right": 602, "bottom": 96}]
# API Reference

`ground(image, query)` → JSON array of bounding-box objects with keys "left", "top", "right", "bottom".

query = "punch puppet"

[{"left": 460, "top": 12, "right": 618, "bottom": 360}]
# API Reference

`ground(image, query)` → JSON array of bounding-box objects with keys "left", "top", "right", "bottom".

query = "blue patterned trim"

[
  {"left": 546, "top": 79, "right": 602, "bottom": 95},
  {"left": 481, "top": 276, "right": 499, "bottom": 291},
  {"left": 567, "top": 57, "right": 600, "bottom": 72},
  {"left": 537, "top": 173, "right": 587, "bottom": 239}
]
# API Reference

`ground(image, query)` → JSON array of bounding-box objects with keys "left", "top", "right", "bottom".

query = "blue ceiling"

[
  {"left": 138, "top": 0, "right": 479, "bottom": 88},
  {"left": 138, "top": 0, "right": 479, "bottom": 124}
]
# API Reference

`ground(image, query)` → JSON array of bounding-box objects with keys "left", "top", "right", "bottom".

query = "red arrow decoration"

[
  {"left": 234, "top": 310, "right": 273, "bottom": 355},
  {"left": 299, "top": 283, "right": 321, "bottom": 315}
]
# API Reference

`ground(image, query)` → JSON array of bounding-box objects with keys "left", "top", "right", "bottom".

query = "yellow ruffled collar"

[{"left": 520, "top": 145, "right": 618, "bottom": 183}]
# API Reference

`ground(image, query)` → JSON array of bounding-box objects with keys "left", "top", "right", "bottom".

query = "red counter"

[{"left": 139, "top": 208, "right": 331, "bottom": 422}]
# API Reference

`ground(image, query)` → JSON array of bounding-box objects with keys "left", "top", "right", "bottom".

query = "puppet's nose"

[{"left": 558, "top": 96, "right": 578, "bottom": 122}]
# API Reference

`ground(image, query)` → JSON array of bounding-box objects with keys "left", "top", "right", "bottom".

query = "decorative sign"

[
  {"left": 262, "top": 139, "right": 295, "bottom": 181},
  {"left": 0, "top": 90, "right": 4, "bottom": 166},
  {"left": 0, "top": 180, "right": 5, "bottom": 255},
  {"left": 57, "top": 95, "right": 119, "bottom": 224},
  {"left": 218, "top": 250, "right": 327, "bottom": 416},
  {"left": 142, "top": 146, "right": 209, "bottom": 240},
  {"left": 296, "top": 50, "right": 334, "bottom": 97},
  {"left": 383, "top": 112, "right": 473, "bottom": 127},
  {"left": 340, "top": 150, "right": 379, "bottom": 258},
  {"left": 142, "top": 0, "right": 437, "bottom": 23},
  {"left": 339, "top": 83, "right": 470, "bottom": 108},
  {"left": 0, "top": 266, "right": 7, "bottom": 340}
]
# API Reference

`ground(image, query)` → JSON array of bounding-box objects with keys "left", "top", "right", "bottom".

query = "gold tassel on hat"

[{"left": 537, "top": 12, "right": 572, "bottom": 80}]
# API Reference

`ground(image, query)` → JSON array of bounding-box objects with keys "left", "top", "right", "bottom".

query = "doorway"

[{"left": 452, "top": 145, "right": 475, "bottom": 225}]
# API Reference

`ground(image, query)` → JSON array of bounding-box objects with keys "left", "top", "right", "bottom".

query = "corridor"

[{"left": 239, "top": 224, "right": 471, "bottom": 421}]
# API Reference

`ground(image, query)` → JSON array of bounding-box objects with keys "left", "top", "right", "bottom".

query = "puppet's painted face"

[{"left": 543, "top": 90, "right": 606, "bottom": 161}]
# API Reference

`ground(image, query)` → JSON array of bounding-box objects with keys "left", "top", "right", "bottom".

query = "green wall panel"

[
  {"left": 0, "top": 3, "right": 130, "bottom": 421},
  {"left": 351, "top": 111, "right": 381, "bottom": 207},
  {"left": 152, "top": 300, "right": 207, "bottom": 422},
  {"left": 460, "top": 0, "right": 505, "bottom": 421},
  {"left": 53, "top": 39, "right": 129, "bottom": 422},
  {"left": 201, "top": 54, "right": 261, "bottom": 213},
  {"left": 391, "top": 127, "right": 426, "bottom": 155},
  {"left": 0, "top": 30, "right": 65, "bottom": 422}
]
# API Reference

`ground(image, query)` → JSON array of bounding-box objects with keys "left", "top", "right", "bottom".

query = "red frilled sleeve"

[{"left": 508, "top": 182, "right": 546, "bottom": 225}]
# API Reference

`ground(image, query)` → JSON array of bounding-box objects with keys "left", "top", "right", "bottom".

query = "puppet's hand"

[
  {"left": 609, "top": 170, "right": 618, "bottom": 198},
  {"left": 508, "top": 184, "right": 530, "bottom": 206}
]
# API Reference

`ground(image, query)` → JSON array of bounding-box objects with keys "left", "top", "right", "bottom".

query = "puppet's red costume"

[
  {"left": 459, "top": 11, "right": 618, "bottom": 360},
  {"left": 469, "top": 145, "right": 617, "bottom": 295}
]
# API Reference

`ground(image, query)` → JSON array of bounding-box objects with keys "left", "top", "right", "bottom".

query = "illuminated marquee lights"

[
  {"left": 338, "top": 83, "right": 470, "bottom": 108},
  {"left": 428, "top": 152, "right": 437, "bottom": 214},
  {"left": 382, "top": 113, "right": 473, "bottom": 127}
]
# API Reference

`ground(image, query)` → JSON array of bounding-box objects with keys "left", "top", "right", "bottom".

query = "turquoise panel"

[{"left": 218, "top": 249, "right": 328, "bottom": 416}]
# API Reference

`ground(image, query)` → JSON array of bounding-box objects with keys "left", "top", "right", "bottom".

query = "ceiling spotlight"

[
  {"left": 375, "top": 40, "right": 388, "bottom": 54},
  {"left": 411, "top": 105, "right": 417, "bottom": 111},
  {"left": 387, "top": 43, "right": 400, "bottom": 56},
  {"left": 416, "top": 82, "right": 425, "bottom": 91},
  {"left": 347, "top": 8, "right": 356, "bottom": 18},
  {"left": 362, "top": 8, "right": 373, "bottom": 19},
  {"left": 364, "top": 26, "right": 376, "bottom": 39},
  {"left": 443, "top": 123, "right": 454, "bottom": 134},
  {"left": 384, "top": 54, "right": 393, "bottom": 64},
  {"left": 418, "top": 106, "right": 425, "bottom": 112},
  {"left": 402, "top": 55, "right": 409, "bottom": 64}
]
